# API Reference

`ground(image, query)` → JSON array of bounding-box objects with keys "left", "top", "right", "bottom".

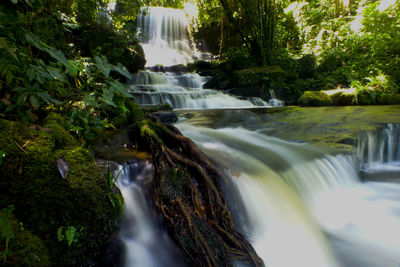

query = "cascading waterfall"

[
  {"left": 129, "top": 70, "right": 267, "bottom": 109},
  {"left": 130, "top": 7, "right": 268, "bottom": 109},
  {"left": 136, "top": 7, "right": 193, "bottom": 67},
  {"left": 116, "top": 161, "right": 187, "bottom": 267},
  {"left": 176, "top": 122, "right": 400, "bottom": 267},
  {"left": 120, "top": 6, "right": 400, "bottom": 267}
]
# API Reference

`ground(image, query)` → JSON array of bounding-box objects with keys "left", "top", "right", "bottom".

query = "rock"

[
  {"left": 56, "top": 158, "right": 69, "bottom": 179},
  {"left": 298, "top": 91, "right": 333, "bottom": 106},
  {"left": 228, "top": 87, "right": 264, "bottom": 97},
  {"left": 152, "top": 112, "right": 179, "bottom": 124},
  {"left": 218, "top": 79, "right": 231, "bottom": 89},
  {"left": 98, "top": 233, "right": 125, "bottom": 267}
]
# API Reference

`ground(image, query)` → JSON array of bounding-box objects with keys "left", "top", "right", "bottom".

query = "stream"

[{"left": 116, "top": 6, "right": 400, "bottom": 267}]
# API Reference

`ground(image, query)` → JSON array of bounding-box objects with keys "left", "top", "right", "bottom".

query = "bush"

[{"left": 298, "top": 91, "right": 332, "bottom": 106}]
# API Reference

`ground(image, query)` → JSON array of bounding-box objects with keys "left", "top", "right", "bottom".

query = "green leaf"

[
  {"left": 47, "top": 49, "right": 70, "bottom": 68},
  {"left": 95, "top": 56, "right": 111, "bottom": 77},
  {"left": 107, "top": 80, "right": 132, "bottom": 98},
  {"left": 100, "top": 88, "right": 116, "bottom": 107},
  {"left": 29, "top": 95, "right": 40, "bottom": 109},
  {"left": 16, "top": 92, "right": 29, "bottom": 106},
  {"left": 65, "top": 226, "right": 76, "bottom": 247},
  {"left": 113, "top": 63, "right": 132, "bottom": 79},
  {"left": 57, "top": 227, "right": 64, "bottom": 242},
  {"left": 11, "top": 0, "right": 18, "bottom": 4},
  {"left": 25, "top": 34, "right": 43, "bottom": 50},
  {"left": 83, "top": 93, "right": 99, "bottom": 108}
]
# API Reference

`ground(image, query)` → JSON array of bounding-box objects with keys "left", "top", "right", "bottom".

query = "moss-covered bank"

[{"left": 0, "top": 114, "right": 119, "bottom": 266}]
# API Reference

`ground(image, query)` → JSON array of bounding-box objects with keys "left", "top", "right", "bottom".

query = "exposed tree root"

[{"left": 131, "top": 118, "right": 264, "bottom": 267}]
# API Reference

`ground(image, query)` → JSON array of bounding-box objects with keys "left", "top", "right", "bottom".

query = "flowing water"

[
  {"left": 116, "top": 161, "right": 186, "bottom": 267},
  {"left": 119, "top": 6, "right": 400, "bottom": 267},
  {"left": 129, "top": 7, "right": 268, "bottom": 109},
  {"left": 176, "top": 121, "right": 400, "bottom": 267}
]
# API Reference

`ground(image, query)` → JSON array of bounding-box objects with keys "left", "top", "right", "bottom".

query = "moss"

[
  {"left": 330, "top": 92, "right": 355, "bottom": 106},
  {"left": 0, "top": 207, "right": 51, "bottom": 267},
  {"left": 44, "top": 113, "right": 78, "bottom": 148},
  {"left": 377, "top": 93, "right": 400, "bottom": 105},
  {"left": 355, "top": 88, "right": 375, "bottom": 105},
  {"left": 0, "top": 119, "right": 116, "bottom": 266},
  {"left": 298, "top": 91, "right": 333, "bottom": 106}
]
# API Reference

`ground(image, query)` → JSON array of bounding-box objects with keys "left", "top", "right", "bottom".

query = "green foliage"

[
  {"left": 0, "top": 119, "right": 117, "bottom": 265},
  {"left": 57, "top": 226, "right": 84, "bottom": 247},
  {"left": 105, "top": 164, "right": 124, "bottom": 219},
  {"left": 0, "top": 204, "right": 51, "bottom": 266}
]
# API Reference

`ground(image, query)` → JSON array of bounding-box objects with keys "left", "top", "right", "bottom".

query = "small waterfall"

[
  {"left": 177, "top": 122, "right": 400, "bottom": 267},
  {"left": 130, "top": 7, "right": 269, "bottom": 109},
  {"left": 356, "top": 124, "right": 400, "bottom": 181},
  {"left": 268, "top": 89, "right": 284, "bottom": 107},
  {"left": 129, "top": 70, "right": 268, "bottom": 109},
  {"left": 356, "top": 124, "right": 400, "bottom": 167},
  {"left": 137, "top": 7, "right": 193, "bottom": 67},
  {"left": 116, "top": 161, "right": 186, "bottom": 267}
]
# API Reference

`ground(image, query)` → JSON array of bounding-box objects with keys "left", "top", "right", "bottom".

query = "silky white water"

[
  {"left": 137, "top": 7, "right": 193, "bottom": 67},
  {"left": 129, "top": 70, "right": 268, "bottom": 109},
  {"left": 116, "top": 161, "right": 186, "bottom": 267},
  {"left": 130, "top": 7, "right": 269, "bottom": 109},
  {"left": 176, "top": 122, "right": 400, "bottom": 267},
  {"left": 123, "top": 5, "right": 400, "bottom": 266}
]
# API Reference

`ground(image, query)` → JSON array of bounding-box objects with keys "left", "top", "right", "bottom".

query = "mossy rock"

[
  {"left": 331, "top": 92, "right": 355, "bottom": 106},
  {"left": 44, "top": 113, "right": 79, "bottom": 148},
  {"left": 0, "top": 117, "right": 117, "bottom": 266},
  {"left": 233, "top": 65, "right": 285, "bottom": 87},
  {"left": 0, "top": 206, "right": 51, "bottom": 267},
  {"left": 298, "top": 91, "right": 333, "bottom": 106},
  {"left": 377, "top": 93, "right": 400, "bottom": 105},
  {"left": 355, "top": 88, "right": 377, "bottom": 105}
]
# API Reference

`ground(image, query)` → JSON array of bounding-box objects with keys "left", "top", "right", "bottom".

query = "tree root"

[{"left": 131, "top": 119, "right": 264, "bottom": 267}]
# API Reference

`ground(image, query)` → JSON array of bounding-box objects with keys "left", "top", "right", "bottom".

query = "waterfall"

[
  {"left": 356, "top": 124, "right": 400, "bottom": 182},
  {"left": 356, "top": 124, "right": 400, "bottom": 167},
  {"left": 268, "top": 89, "right": 284, "bottom": 107},
  {"left": 116, "top": 161, "right": 187, "bottom": 267},
  {"left": 130, "top": 7, "right": 268, "bottom": 109},
  {"left": 129, "top": 70, "right": 267, "bottom": 109},
  {"left": 137, "top": 7, "right": 193, "bottom": 67},
  {"left": 177, "top": 122, "right": 400, "bottom": 267}
]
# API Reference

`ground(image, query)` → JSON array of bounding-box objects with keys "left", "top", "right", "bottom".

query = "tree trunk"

[{"left": 130, "top": 118, "right": 264, "bottom": 267}]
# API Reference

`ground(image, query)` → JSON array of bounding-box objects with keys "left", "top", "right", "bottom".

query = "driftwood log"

[{"left": 131, "top": 117, "right": 264, "bottom": 267}]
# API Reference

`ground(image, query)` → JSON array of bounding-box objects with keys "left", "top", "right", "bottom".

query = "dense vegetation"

[
  {"left": 1, "top": 0, "right": 399, "bottom": 265},
  {"left": 0, "top": 0, "right": 150, "bottom": 265},
  {"left": 194, "top": 0, "right": 400, "bottom": 104}
]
